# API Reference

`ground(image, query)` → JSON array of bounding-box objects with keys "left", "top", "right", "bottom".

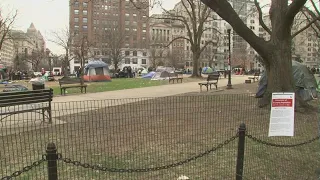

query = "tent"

[
  {"left": 156, "top": 66, "right": 175, "bottom": 73},
  {"left": 83, "top": 60, "right": 111, "bottom": 82},
  {"left": 142, "top": 71, "right": 156, "bottom": 78},
  {"left": 151, "top": 71, "right": 170, "bottom": 80},
  {"left": 0, "top": 64, "right": 7, "bottom": 80},
  {"left": 141, "top": 69, "right": 148, "bottom": 75},
  {"left": 202, "top": 67, "right": 214, "bottom": 74},
  {"left": 256, "top": 61, "right": 317, "bottom": 101}
]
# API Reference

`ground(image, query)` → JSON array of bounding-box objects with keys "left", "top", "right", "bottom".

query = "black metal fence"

[{"left": 0, "top": 94, "right": 319, "bottom": 179}]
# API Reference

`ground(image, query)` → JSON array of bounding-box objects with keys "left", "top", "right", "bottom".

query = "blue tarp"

[{"left": 142, "top": 71, "right": 156, "bottom": 79}]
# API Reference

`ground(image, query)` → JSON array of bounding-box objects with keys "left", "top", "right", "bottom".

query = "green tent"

[
  {"left": 0, "top": 65, "right": 7, "bottom": 80},
  {"left": 202, "top": 67, "right": 214, "bottom": 74}
]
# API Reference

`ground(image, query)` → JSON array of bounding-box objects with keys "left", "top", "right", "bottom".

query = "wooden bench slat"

[
  {"left": 58, "top": 77, "right": 87, "bottom": 95},
  {"left": 0, "top": 92, "right": 52, "bottom": 100},
  {"left": 0, "top": 89, "right": 52, "bottom": 97},
  {"left": 0, "top": 89, "right": 53, "bottom": 123},
  {"left": 168, "top": 72, "right": 183, "bottom": 83},
  {"left": 198, "top": 74, "right": 219, "bottom": 91},
  {"left": 0, "top": 95, "right": 52, "bottom": 107},
  {"left": 0, "top": 98, "right": 51, "bottom": 108}
]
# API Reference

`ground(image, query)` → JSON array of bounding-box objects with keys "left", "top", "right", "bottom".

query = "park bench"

[
  {"left": 58, "top": 76, "right": 87, "bottom": 95},
  {"left": 168, "top": 72, "right": 183, "bottom": 84},
  {"left": 198, "top": 74, "right": 220, "bottom": 92},
  {"left": 248, "top": 72, "right": 260, "bottom": 82},
  {"left": 0, "top": 89, "right": 53, "bottom": 123}
]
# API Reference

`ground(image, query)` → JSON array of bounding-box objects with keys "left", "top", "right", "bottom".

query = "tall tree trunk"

[
  {"left": 114, "top": 59, "right": 119, "bottom": 72},
  {"left": 191, "top": 53, "right": 201, "bottom": 77},
  {"left": 258, "top": 39, "right": 295, "bottom": 107},
  {"left": 62, "top": 49, "right": 69, "bottom": 76}
]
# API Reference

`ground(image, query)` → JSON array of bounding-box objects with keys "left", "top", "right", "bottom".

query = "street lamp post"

[
  {"left": 226, "top": 25, "right": 233, "bottom": 89},
  {"left": 46, "top": 49, "right": 52, "bottom": 73}
]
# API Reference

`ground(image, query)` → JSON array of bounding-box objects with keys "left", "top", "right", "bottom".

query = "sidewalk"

[
  {"left": 0, "top": 76, "right": 250, "bottom": 131},
  {"left": 53, "top": 76, "right": 249, "bottom": 102}
]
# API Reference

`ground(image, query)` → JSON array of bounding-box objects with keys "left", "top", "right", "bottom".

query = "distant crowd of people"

[{"left": 308, "top": 67, "right": 319, "bottom": 74}]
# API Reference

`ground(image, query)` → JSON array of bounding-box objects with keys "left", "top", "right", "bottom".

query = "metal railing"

[{"left": 0, "top": 94, "right": 319, "bottom": 179}]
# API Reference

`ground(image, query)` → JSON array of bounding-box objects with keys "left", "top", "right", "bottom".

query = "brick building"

[{"left": 69, "top": 0, "right": 150, "bottom": 73}]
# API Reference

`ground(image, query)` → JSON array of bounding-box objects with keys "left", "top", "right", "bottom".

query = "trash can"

[
  {"left": 30, "top": 77, "right": 46, "bottom": 90},
  {"left": 32, "top": 84, "right": 45, "bottom": 90}
]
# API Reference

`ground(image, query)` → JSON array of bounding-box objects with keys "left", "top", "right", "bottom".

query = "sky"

[
  {"left": 1, "top": 0, "right": 315, "bottom": 55},
  {"left": 1, "top": 0, "right": 180, "bottom": 54}
]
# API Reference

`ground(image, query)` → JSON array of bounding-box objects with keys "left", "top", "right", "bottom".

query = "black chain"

[
  {"left": 1, "top": 155, "right": 47, "bottom": 180},
  {"left": 59, "top": 134, "right": 239, "bottom": 173},
  {"left": 246, "top": 134, "right": 320, "bottom": 147}
]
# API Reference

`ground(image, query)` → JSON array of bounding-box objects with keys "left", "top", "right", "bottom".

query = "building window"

[
  {"left": 83, "top": 25, "right": 88, "bottom": 30},
  {"left": 142, "top": 29, "right": 146, "bottom": 33},
  {"left": 83, "top": 2, "right": 88, "bottom": 7},
  {"left": 74, "top": 10, "right": 79, "bottom": 15},
  {"left": 141, "top": 59, "right": 146, "bottom": 64},
  {"left": 132, "top": 58, "right": 138, "bottom": 64},
  {"left": 133, "top": 51, "right": 137, "bottom": 56},
  {"left": 133, "top": 28, "right": 137, "bottom": 31},
  {"left": 125, "top": 58, "right": 130, "bottom": 64},
  {"left": 125, "top": 13, "right": 129, "bottom": 17},
  {"left": 133, "top": 13, "right": 137, "bottom": 17},
  {"left": 83, "top": 10, "right": 88, "bottom": 15},
  {"left": 83, "top": 18, "right": 87, "bottom": 23},
  {"left": 125, "top": 51, "right": 130, "bottom": 56},
  {"left": 75, "top": 25, "right": 79, "bottom": 29},
  {"left": 74, "top": 17, "right": 79, "bottom": 22},
  {"left": 143, "top": 52, "right": 147, "bottom": 56},
  {"left": 74, "top": 2, "right": 79, "bottom": 7}
]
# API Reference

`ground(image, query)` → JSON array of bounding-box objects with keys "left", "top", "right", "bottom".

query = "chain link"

[
  {"left": 58, "top": 134, "right": 239, "bottom": 173},
  {"left": 246, "top": 134, "right": 320, "bottom": 147},
  {"left": 1, "top": 155, "right": 47, "bottom": 180}
]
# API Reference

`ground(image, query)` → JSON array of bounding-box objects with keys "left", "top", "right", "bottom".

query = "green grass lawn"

[{"left": 49, "top": 78, "right": 169, "bottom": 96}]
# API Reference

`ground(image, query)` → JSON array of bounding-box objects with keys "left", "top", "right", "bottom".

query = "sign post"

[{"left": 268, "top": 93, "right": 295, "bottom": 137}]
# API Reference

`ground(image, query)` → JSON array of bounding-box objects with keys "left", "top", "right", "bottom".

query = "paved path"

[
  {"left": 53, "top": 75, "right": 249, "bottom": 102},
  {"left": 0, "top": 75, "right": 250, "bottom": 132}
]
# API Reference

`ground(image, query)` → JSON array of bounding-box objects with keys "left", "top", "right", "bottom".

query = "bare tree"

[
  {"left": 167, "top": 49, "right": 184, "bottom": 68},
  {"left": 156, "top": 0, "right": 219, "bottom": 77},
  {"left": 25, "top": 50, "right": 45, "bottom": 72},
  {"left": 149, "top": 33, "right": 170, "bottom": 67},
  {"left": 200, "top": 0, "right": 320, "bottom": 108},
  {"left": 72, "top": 35, "right": 92, "bottom": 78},
  {"left": 13, "top": 53, "right": 28, "bottom": 71},
  {"left": 97, "top": 25, "right": 126, "bottom": 71},
  {"left": 48, "top": 27, "right": 74, "bottom": 75},
  {"left": 0, "top": 9, "right": 17, "bottom": 51}
]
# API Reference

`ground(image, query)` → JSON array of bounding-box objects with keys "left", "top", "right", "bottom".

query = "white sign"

[{"left": 268, "top": 92, "right": 295, "bottom": 137}]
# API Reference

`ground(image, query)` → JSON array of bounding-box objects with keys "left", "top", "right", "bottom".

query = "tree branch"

[
  {"left": 200, "top": 0, "right": 268, "bottom": 58},
  {"left": 200, "top": 40, "right": 217, "bottom": 53},
  {"left": 254, "top": 0, "right": 271, "bottom": 35},
  {"left": 292, "top": 15, "right": 320, "bottom": 38},
  {"left": 302, "top": 7, "right": 320, "bottom": 37},
  {"left": 286, "top": 0, "right": 308, "bottom": 25}
]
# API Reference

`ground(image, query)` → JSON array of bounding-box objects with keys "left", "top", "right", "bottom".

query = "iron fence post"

[
  {"left": 236, "top": 123, "right": 246, "bottom": 180},
  {"left": 46, "top": 142, "right": 58, "bottom": 180}
]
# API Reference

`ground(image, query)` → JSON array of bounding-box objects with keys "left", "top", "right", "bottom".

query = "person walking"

[{"left": 199, "top": 67, "right": 202, "bottom": 76}]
